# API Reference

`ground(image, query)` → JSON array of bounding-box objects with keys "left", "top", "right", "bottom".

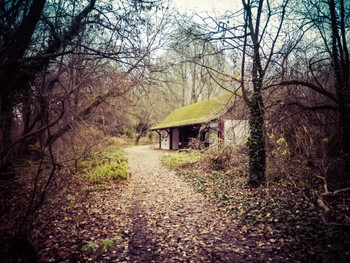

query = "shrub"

[
  {"left": 161, "top": 150, "right": 202, "bottom": 170},
  {"left": 161, "top": 145, "right": 248, "bottom": 174},
  {"left": 200, "top": 145, "right": 248, "bottom": 172},
  {"left": 82, "top": 149, "right": 129, "bottom": 183}
]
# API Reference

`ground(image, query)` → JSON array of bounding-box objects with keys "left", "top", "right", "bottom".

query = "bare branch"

[
  {"left": 268, "top": 80, "right": 338, "bottom": 102},
  {"left": 286, "top": 102, "right": 338, "bottom": 111}
]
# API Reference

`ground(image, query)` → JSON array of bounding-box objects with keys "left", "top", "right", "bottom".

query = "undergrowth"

[
  {"left": 161, "top": 150, "right": 202, "bottom": 170},
  {"left": 161, "top": 144, "right": 350, "bottom": 262},
  {"left": 161, "top": 145, "right": 248, "bottom": 172},
  {"left": 80, "top": 148, "right": 129, "bottom": 182}
]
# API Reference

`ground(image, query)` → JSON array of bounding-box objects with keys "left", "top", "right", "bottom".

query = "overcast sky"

[{"left": 171, "top": 0, "right": 240, "bottom": 15}]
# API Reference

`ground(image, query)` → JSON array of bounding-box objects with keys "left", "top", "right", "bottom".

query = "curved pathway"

[
  {"left": 38, "top": 145, "right": 257, "bottom": 262},
  {"left": 122, "top": 145, "right": 248, "bottom": 262}
]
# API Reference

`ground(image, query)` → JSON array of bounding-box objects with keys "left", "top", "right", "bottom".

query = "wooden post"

[{"left": 155, "top": 130, "right": 161, "bottom": 149}]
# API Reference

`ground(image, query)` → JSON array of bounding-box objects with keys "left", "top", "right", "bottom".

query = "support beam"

[{"left": 155, "top": 130, "right": 161, "bottom": 149}]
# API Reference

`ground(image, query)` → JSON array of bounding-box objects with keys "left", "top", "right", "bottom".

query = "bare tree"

[
  {"left": 199, "top": 0, "right": 289, "bottom": 186},
  {"left": 262, "top": 0, "right": 350, "bottom": 218},
  {"left": 153, "top": 22, "right": 227, "bottom": 112},
  {"left": 0, "top": 0, "right": 168, "bottom": 260},
  {"left": 0, "top": 0, "right": 165, "bottom": 162},
  {"left": 277, "top": 0, "right": 350, "bottom": 172}
]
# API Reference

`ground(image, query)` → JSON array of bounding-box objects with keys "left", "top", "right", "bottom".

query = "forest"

[{"left": 0, "top": 0, "right": 349, "bottom": 262}]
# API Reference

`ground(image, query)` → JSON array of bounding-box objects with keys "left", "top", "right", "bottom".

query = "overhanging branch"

[
  {"left": 267, "top": 80, "right": 338, "bottom": 103},
  {"left": 286, "top": 102, "right": 338, "bottom": 111}
]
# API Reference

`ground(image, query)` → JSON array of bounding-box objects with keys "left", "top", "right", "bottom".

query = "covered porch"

[{"left": 154, "top": 124, "right": 211, "bottom": 150}]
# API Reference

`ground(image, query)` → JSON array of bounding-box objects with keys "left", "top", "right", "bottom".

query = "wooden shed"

[{"left": 149, "top": 93, "right": 249, "bottom": 150}]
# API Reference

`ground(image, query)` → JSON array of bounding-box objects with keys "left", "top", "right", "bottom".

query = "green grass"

[
  {"left": 81, "top": 148, "right": 129, "bottom": 183},
  {"left": 160, "top": 150, "right": 203, "bottom": 170}
]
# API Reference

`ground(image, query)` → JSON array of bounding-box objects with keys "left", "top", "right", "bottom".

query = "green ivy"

[
  {"left": 82, "top": 237, "right": 119, "bottom": 251},
  {"left": 82, "top": 241, "right": 99, "bottom": 251}
]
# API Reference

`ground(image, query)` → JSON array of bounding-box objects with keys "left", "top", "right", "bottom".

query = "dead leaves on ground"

[
  {"left": 33, "top": 145, "right": 350, "bottom": 262},
  {"left": 36, "top": 181, "right": 133, "bottom": 262},
  {"left": 180, "top": 169, "right": 350, "bottom": 262}
]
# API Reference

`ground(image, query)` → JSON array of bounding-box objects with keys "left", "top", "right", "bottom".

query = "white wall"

[
  {"left": 224, "top": 120, "right": 249, "bottom": 145},
  {"left": 160, "top": 130, "right": 170, "bottom": 149}
]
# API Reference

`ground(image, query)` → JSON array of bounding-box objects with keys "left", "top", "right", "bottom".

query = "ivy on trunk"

[{"left": 247, "top": 96, "right": 266, "bottom": 187}]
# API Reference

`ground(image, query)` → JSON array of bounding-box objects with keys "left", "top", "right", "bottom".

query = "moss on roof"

[{"left": 150, "top": 93, "right": 234, "bottom": 130}]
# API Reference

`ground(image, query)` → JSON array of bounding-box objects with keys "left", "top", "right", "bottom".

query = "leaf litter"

[{"left": 34, "top": 145, "right": 350, "bottom": 262}]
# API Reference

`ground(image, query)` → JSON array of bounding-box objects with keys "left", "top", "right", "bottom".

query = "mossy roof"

[{"left": 150, "top": 93, "right": 234, "bottom": 130}]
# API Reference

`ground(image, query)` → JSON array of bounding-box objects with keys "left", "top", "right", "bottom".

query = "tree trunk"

[
  {"left": 134, "top": 134, "right": 142, "bottom": 145},
  {"left": 247, "top": 95, "right": 266, "bottom": 187},
  {"left": 1, "top": 98, "right": 14, "bottom": 162},
  {"left": 134, "top": 122, "right": 148, "bottom": 145},
  {"left": 329, "top": 0, "right": 350, "bottom": 173}
]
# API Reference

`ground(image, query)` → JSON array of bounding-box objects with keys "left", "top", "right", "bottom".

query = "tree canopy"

[{"left": 1, "top": 0, "right": 350, "bottom": 261}]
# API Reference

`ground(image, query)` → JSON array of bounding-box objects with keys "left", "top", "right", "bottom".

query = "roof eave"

[{"left": 149, "top": 118, "right": 219, "bottom": 131}]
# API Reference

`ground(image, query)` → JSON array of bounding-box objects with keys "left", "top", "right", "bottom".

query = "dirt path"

[
  {"left": 37, "top": 144, "right": 350, "bottom": 262},
  {"left": 38, "top": 145, "right": 263, "bottom": 262},
  {"left": 122, "top": 145, "right": 250, "bottom": 262}
]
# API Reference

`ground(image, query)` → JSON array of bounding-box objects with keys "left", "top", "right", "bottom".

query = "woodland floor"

[{"left": 35, "top": 145, "right": 350, "bottom": 262}]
